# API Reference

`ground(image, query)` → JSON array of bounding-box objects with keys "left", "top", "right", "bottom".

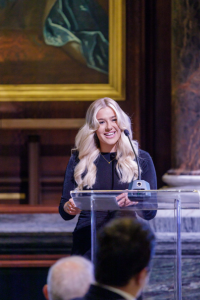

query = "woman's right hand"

[{"left": 64, "top": 198, "right": 81, "bottom": 215}]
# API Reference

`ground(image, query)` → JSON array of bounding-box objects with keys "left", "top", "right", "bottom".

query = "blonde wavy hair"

[{"left": 74, "top": 97, "right": 139, "bottom": 189}]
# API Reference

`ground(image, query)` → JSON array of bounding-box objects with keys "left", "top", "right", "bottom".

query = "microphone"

[{"left": 124, "top": 129, "right": 150, "bottom": 193}]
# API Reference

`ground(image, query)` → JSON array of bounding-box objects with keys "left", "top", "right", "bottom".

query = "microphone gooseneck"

[
  {"left": 124, "top": 129, "right": 151, "bottom": 193},
  {"left": 124, "top": 129, "right": 141, "bottom": 180}
]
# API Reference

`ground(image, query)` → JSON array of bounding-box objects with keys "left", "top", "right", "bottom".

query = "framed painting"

[{"left": 0, "top": 0, "right": 125, "bottom": 101}]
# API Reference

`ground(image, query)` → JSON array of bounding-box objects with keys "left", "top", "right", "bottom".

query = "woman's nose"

[{"left": 105, "top": 121, "right": 112, "bottom": 130}]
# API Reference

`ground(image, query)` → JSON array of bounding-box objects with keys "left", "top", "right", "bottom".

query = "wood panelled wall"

[
  {"left": 0, "top": 0, "right": 171, "bottom": 208},
  {"left": 140, "top": 0, "right": 171, "bottom": 188}
]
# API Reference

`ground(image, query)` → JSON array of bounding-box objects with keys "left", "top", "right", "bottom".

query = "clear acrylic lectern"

[{"left": 71, "top": 189, "right": 200, "bottom": 300}]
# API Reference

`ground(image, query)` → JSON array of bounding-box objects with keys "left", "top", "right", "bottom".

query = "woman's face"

[{"left": 96, "top": 106, "right": 121, "bottom": 152}]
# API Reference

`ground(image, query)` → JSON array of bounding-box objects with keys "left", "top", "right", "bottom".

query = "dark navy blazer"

[{"left": 59, "top": 150, "right": 157, "bottom": 257}]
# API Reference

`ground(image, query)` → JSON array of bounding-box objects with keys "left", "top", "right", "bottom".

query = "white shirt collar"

[{"left": 95, "top": 282, "right": 136, "bottom": 300}]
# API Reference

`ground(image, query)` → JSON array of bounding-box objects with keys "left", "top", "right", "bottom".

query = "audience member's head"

[
  {"left": 95, "top": 217, "right": 156, "bottom": 298},
  {"left": 43, "top": 256, "right": 94, "bottom": 300}
]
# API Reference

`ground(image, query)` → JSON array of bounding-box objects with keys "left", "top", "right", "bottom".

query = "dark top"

[
  {"left": 59, "top": 150, "right": 157, "bottom": 257},
  {"left": 78, "top": 284, "right": 127, "bottom": 300}
]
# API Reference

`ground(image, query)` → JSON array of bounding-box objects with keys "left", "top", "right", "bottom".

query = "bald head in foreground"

[
  {"left": 81, "top": 217, "right": 156, "bottom": 300},
  {"left": 43, "top": 256, "right": 94, "bottom": 300}
]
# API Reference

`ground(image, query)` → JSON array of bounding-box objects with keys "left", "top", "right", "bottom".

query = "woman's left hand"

[{"left": 116, "top": 192, "right": 138, "bottom": 207}]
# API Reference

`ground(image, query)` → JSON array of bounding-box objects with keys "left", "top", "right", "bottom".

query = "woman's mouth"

[{"left": 104, "top": 131, "right": 116, "bottom": 138}]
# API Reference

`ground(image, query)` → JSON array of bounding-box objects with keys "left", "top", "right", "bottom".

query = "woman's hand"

[
  {"left": 64, "top": 198, "right": 81, "bottom": 215},
  {"left": 116, "top": 192, "right": 138, "bottom": 208}
]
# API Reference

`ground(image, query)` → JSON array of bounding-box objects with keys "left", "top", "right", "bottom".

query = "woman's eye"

[
  {"left": 112, "top": 119, "right": 117, "bottom": 122},
  {"left": 99, "top": 121, "right": 104, "bottom": 124}
]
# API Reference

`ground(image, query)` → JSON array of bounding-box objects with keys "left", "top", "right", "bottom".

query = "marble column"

[{"left": 162, "top": 0, "right": 200, "bottom": 189}]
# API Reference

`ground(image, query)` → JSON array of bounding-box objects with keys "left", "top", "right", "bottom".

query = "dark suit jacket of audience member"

[{"left": 76, "top": 284, "right": 127, "bottom": 300}]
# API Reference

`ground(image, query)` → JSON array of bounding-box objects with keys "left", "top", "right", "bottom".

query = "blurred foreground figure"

[
  {"left": 82, "top": 217, "right": 156, "bottom": 300},
  {"left": 43, "top": 256, "right": 94, "bottom": 300}
]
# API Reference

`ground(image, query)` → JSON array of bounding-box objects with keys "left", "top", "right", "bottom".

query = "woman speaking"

[{"left": 59, "top": 97, "right": 157, "bottom": 258}]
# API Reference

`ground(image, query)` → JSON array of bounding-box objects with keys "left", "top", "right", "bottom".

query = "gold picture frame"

[{"left": 0, "top": 0, "right": 125, "bottom": 102}]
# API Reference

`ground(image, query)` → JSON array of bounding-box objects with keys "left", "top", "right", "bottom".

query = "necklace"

[{"left": 100, "top": 153, "right": 116, "bottom": 164}]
